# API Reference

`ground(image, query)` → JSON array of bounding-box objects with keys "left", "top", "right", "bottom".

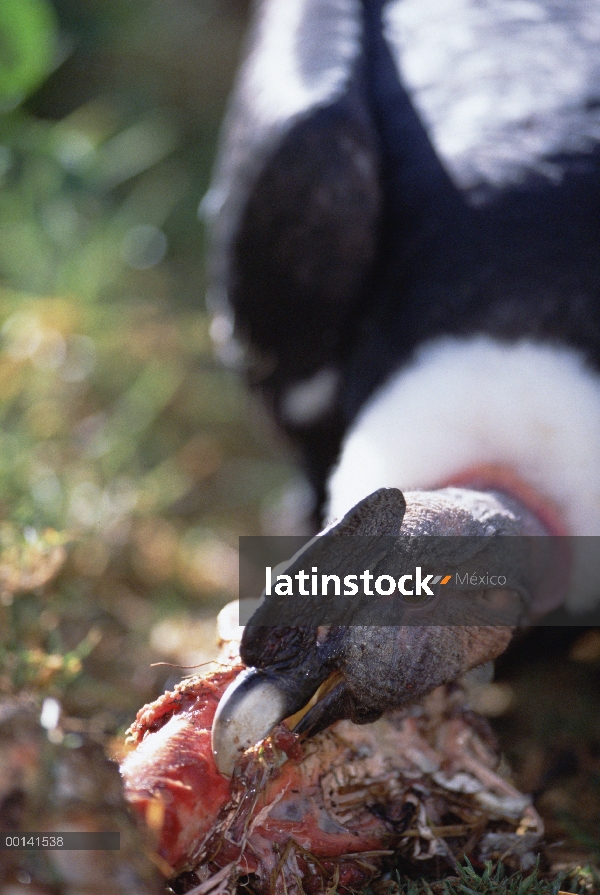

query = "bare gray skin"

[{"left": 212, "top": 487, "right": 557, "bottom": 776}]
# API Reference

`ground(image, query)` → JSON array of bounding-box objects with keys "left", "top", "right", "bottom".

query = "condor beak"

[
  {"left": 212, "top": 669, "right": 287, "bottom": 776},
  {"left": 212, "top": 489, "right": 409, "bottom": 776},
  {"left": 211, "top": 666, "right": 327, "bottom": 777}
]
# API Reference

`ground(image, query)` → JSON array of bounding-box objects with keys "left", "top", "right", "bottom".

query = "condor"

[{"left": 203, "top": 0, "right": 600, "bottom": 775}]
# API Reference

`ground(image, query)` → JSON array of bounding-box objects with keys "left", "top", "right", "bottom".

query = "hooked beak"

[
  {"left": 212, "top": 489, "right": 408, "bottom": 776},
  {"left": 211, "top": 666, "right": 323, "bottom": 777}
]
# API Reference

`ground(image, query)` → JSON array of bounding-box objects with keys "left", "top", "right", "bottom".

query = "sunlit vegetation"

[{"left": 0, "top": 0, "right": 299, "bottom": 737}]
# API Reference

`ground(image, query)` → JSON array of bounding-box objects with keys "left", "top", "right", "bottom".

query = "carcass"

[{"left": 122, "top": 643, "right": 543, "bottom": 894}]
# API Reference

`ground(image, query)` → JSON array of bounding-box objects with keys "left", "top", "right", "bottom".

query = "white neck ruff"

[{"left": 327, "top": 336, "right": 600, "bottom": 611}]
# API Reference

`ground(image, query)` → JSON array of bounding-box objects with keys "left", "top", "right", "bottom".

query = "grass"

[{"left": 392, "top": 860, "right": 600, "bottom": 895}]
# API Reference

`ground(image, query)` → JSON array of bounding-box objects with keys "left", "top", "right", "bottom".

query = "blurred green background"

[
  {"left": 0, "top": 2, "right": 598, "bottom": 891},
  {"left": 0, "top": 0, "right": 308, "bottom": 737}
]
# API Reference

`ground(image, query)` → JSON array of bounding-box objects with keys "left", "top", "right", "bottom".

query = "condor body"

[{"left": 205, "top": 0, "right": 600, "bottom": 609}]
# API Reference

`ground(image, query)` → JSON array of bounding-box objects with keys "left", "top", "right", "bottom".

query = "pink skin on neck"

[{"left": 439, "top": 463, "right": 571, "bottom": 617}]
